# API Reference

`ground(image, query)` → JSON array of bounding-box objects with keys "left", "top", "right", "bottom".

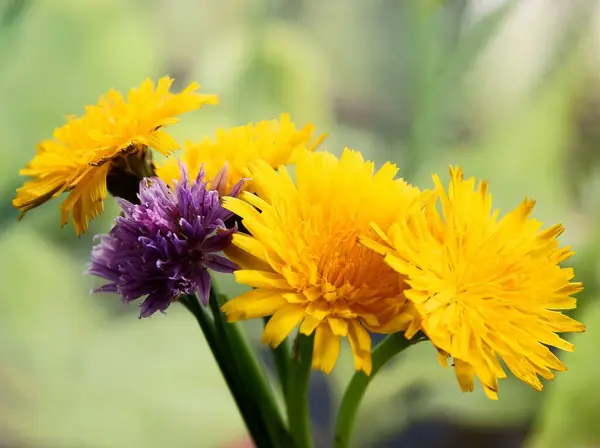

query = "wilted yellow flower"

[
  {"left": 13, "top": 77, "right": 218, "bottom": 235},
  {"left": 155, "top": 113, "right": 325, "bottom": 195},
  {"left": 221, "top": 149, "right": 425, "bottom": 374},
  {"left": 361, "top": 166, "right": 585, "bottom": 399}
]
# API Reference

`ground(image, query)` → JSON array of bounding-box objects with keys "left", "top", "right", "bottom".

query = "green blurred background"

[{"left": 2, "top": 0, "right": 600, "bottom": 447}]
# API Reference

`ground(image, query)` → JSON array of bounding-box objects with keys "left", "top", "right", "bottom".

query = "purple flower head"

[{"left": 88, "top": 162, "right": 245, "bottom": 318}]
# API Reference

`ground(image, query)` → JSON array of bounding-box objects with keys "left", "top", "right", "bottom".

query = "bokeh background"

[{"left": 2, "top": 0, "right": 600, "bottom": 446}]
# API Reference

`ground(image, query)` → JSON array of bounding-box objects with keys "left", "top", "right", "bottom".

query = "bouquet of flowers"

[{"left": 12, "top": 77, "right": 585, "bottom": 448}]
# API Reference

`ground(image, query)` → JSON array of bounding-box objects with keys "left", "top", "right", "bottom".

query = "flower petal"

[
  {"left": 234, "top": 270, "right": 290, "bottom": 289},
  {"left": 453, "top": 358, "right": 475, "bottom": 393},
  {"left": 204, "top": 254, "right": 239, "bottom": 273},
  {"left": 222, "top": 289, "right": 288, "bottom": 321},
  {"left": 193, "top": 269, "right": 212, "bottom": 304},
  {"left": 312, "top": 323, "right": 340, "bottom": 374},
  {"left": 347, "top": 321, "right": 372, "bottom": 375},
  {"left": 261, "top": 304, "right": 305, "bottom": 347}
]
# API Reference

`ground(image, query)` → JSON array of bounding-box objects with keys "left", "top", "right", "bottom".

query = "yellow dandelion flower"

[
  {"left": 13, "top": 76, "right": 218, "bottom": 235},
  {"left": 220, "top": 149, "right": 426, "bottom": 375},
  {"left": 361, "top": 166, "right": 585, "bottom": 399},
  {"left": 155, "top": 113, "right": 325, "bottom": 195}
]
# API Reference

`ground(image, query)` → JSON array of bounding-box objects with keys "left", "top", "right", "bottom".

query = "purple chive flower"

[{"left": 88, "top": 163, "right": 245, "bottom": 318}]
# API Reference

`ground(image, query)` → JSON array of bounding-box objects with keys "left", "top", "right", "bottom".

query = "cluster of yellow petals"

[
  {"left": 361, "top": 167, "right": 585, "bottom": 399},
  {"left": 13, "top": 77, "right": 217, "bottom": 235},
  {"left": 13, "top": 75, "right": 585, "bottom": 400},
  {"left": 221, "top": 149, "right": 426, "bottom": 374},
  {"left": 155, "top": 113, "right": 326, "bottom": 195}
]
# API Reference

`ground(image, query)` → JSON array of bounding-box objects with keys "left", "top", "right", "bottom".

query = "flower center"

[{"left": 311, "top": 229, "right": 401, "bottom": 306}]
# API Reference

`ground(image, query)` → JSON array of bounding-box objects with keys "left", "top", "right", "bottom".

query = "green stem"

[
  {"left": 334, "top": 333, "right": 424, "bottom": 448},
  {"left": 287, "top": 334, "right": 314, "bottom": 448},
  {"left": 210, "top": 292, "right": 291, "bottom": 447},
  {"left": 180, "top": 294, "right": 272, "bottom": 448},
  {"left": 263, "top": 316, "right": 292, "bottom": 398}
]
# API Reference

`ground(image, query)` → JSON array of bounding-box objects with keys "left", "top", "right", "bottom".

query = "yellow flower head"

[
  {"left": 13, "top": 76, "right": 218, "bottom": 235},
  {"left": 155, "top": 113, "right": 325, "bottom": 195},
  {"left": 221, "top": 149, "right": 426, "bottom": 375},
  {"left": 361, "top": 166, "right": 585, "bottom": 399}
]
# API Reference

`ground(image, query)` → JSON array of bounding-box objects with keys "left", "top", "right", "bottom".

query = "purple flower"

[{"left": 88, "top": 163, "right": 245, "bottom": 318}]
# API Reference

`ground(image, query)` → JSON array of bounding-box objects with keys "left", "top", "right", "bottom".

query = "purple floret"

[{"left": 88, "top": 163, "right": 244, "bottom": 318}]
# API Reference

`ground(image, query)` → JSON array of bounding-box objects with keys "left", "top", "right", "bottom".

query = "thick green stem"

[
  {"left": 209, "top": 292, "right": 291, "bottom": 447},
  {"left": 334, "top": 333, "right": 423, "bottom": 448},
  {"left": 263, "top": 316, "right": 292, "bottom": 398},
  {"left": 179, "top": 294, "right": 271, "bottom": 447},
  {"left": 287, "top": 334, "right": 314, "bottom": 448}
]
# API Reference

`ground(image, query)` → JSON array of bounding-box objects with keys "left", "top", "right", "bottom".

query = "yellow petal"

[
  {"left": 230, "top": 233, "right": 268, "bottom": 262},
  {"left": 13, "top": 174, "right": 69, "bottom": 214},
  {"left": 358, "top": 236, "right": 391, "bottom": 257},
  {"left": 437, "top": 349, "right": 449, "bottom": 368},
  {"left": 404, "top": 318, "right": 422, "bottom": 339},
  {"left": 299, "top": 315, "right": 322, "bottom": 335},
  {"left": 59, "top": 164, "right": 109, "bottom": 235},
  {"left": 347, "top": 321, "right": 372, "bottom": 375},
  {"left": 262, "top": 304, "right": 305, "bottom": 347},
  {"left": 241, "top": 192, "right": 270, "bottom": 213},
  {"left": 312, "top": 323, "right": 340, "bottom": 374},
  {"left": 223, "top": 196, "right": 263, "bottom": 222},
  {"left": 383, "top": 253, "right": 409, "bottom": 275},
  {"left": 222, "top": 289, "right": 287, "bottom": 321},
  {"left": 224, "top": 243, "right": 272, "bottom": 272},
  {"left": 453, "top": 358, "right": 475, "bottom": 393},
  {"left": 327, "top": 317, "right": 348, "bottom": 336},
  {"left": 234, "top": 270, "right": 290, "bottom": 289},
  {"left": 483, "top": 385, "right": 499, "bottom": 400},
  {"left": 370, "top": 222, "right": 394, "bottom": 247},
  {"left": 373, "top": 308, "right": 416, "bottom": 334}
]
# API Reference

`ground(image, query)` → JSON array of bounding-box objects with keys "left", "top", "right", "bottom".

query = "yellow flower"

[
  {"left": 221, "top": 149, "right": 425, "bottom": 374},
  {"left": 155, "top": 113, "right": 325, "bottom": 195},
  {"left": 13, "top": 76, "right": 218, "bottom": 235},
  {"left": 361, "top": 166, "right": 585, "bottom": 399}
]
